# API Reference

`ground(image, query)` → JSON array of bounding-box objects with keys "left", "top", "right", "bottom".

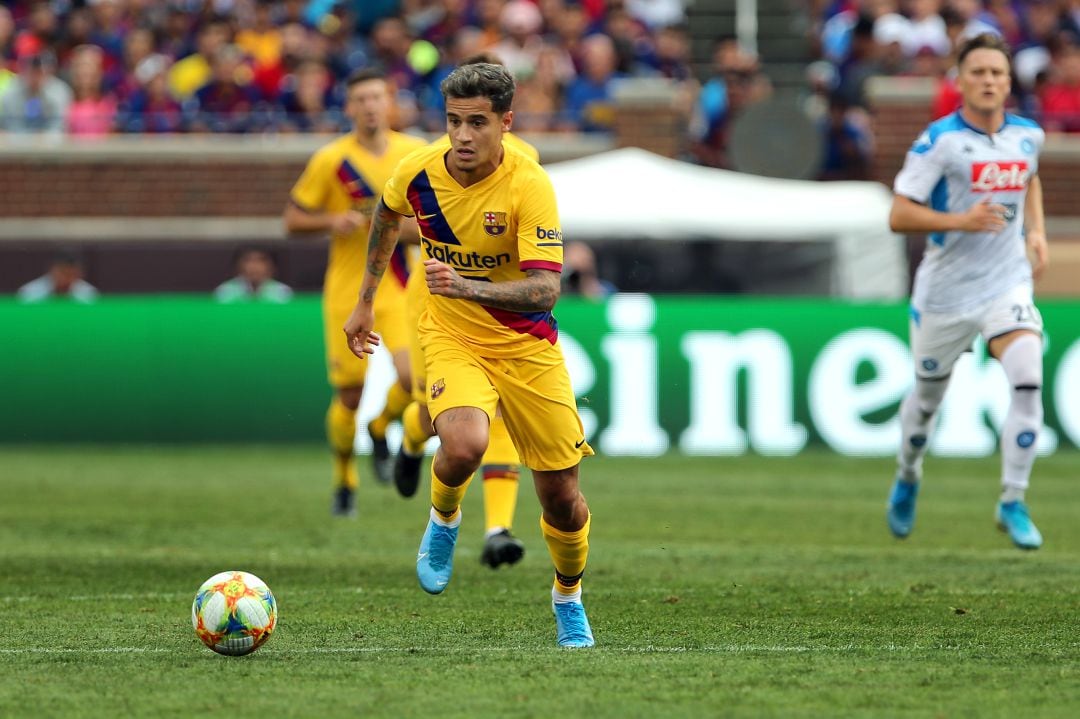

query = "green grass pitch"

[{"left": 1, "top": 446, "right": 1078, "bottom": 717}]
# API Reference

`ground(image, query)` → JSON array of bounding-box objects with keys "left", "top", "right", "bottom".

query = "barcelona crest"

[{"left": 483, "top": 211, "right": 508, "bottom": 236}]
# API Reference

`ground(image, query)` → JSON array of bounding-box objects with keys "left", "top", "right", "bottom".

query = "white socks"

[
  {"left": 430, "top": 506, "right": 461, "bottom": 529},
  {"left": 998, "top": 334, "right": 1043, "bottom": 499},
  {"left": 897, "top": 375, "right": 950, "bottom": 481},
  {"left": 552, "top": 586, "right": 582, "bottom": 605}
]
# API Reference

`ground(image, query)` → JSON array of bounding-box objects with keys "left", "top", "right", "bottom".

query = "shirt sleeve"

[
  {"left": 289, "top": 148, "right": 332, "bottom": 212},
  {"left": 516, "top": 167, "right": 563, "bottom": 273},
  {"left": 381, "top": 162, "right": 414, "bottom": 217},
  {"left": 893, "top": 130, "right": 947, "bottom": 204}
]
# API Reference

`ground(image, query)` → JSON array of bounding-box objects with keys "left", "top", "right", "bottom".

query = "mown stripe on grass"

[{"left": 0, "top": 643, "right": 975, "bottom": 655}]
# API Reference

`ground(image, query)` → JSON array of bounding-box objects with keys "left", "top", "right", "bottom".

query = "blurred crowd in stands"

[
  {"left": 786, "top": 0, "right": 1080, "bottom": 180},
  {"left": 808, "top": 0, "right": 1080, "bottom": 135},
  {"left": 3, "top": 1, "right": 1079, "bottom": 182},
  {"left": 0, "top": 0, "right": 694, "bottom": 136}
]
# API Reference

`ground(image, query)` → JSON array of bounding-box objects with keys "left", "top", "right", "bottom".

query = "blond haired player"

[
  {"left": 886, "top": 34, "right": 1050, "bottom": 549},
  {"left": 344, "top": 63, "right": 596, "bottom": 647},
  {"left": 284, "top": 68, "right": 425, "bottom": 516}
]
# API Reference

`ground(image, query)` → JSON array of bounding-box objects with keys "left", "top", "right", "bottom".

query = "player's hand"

[
  {"left": 1026, "top": 230, "right": 1050, "bottom": 280},
  {"left": 960, "top": 197, "right": 1008, "bottom": 233},
  {"left": 342, "top": 302, "right": 380, "bottom": 359},
  {"left": 330, "top": 211, "right": 365, "bottom": 235},
  {"left": 424, "top": 258, "right": 467, "bottom": 299}
]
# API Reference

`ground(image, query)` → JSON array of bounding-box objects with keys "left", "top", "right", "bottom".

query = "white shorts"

[{"left": 909, "top": 282, "right": 1043, "bottom": 379}]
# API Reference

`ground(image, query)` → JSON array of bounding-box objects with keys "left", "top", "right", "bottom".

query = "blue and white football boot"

[
  {"left": 996, "top": 500, "right": 1043, "bottom": 550},
  {"left": 887, "top": 476, "right": 920, "bottom": 539},
  {"left": 416, "top": 510, "right": 460, "bottom": 594},
  {"left": 553, "top": 600, "right": 595, "bottom": 648}
]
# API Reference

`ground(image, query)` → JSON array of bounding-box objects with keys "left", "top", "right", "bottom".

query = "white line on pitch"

[{"left": 0, "top": 644, "right": 927, "bottom": 656}]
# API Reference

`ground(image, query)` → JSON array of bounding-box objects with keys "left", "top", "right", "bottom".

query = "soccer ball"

[{"left": 191, "top": 571, "right": 277, "bottom": 656}]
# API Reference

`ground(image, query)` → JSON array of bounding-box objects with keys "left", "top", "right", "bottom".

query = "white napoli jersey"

[{"left": 894, "top": 111, "right": 1044, "bottom": 313}]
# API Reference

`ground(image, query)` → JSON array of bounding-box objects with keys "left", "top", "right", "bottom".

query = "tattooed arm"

[
  {"left": 360, "top": 199, "right": 404, "bottom": 303},
  {"left": 343, "top": 199, "right": 404, "bottom": 358},
  {"left": 424, "top": 260, "right": 561, "bottom": 312}
]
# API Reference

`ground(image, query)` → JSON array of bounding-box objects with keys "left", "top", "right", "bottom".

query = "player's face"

[
  {"left": 445, "top": 96, "right": 512, "bottom": 175},
  {"left": 345, "top": 79, "right": 391, "bottom": 135},
  {"left": 957, "top": 48, "right": 1011, "bottom": 116}
]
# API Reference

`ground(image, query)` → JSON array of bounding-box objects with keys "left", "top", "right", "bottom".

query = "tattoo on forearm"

[
  {"left": 466, "top": 269, "right": 561, "bottom": 312},
  {"left": 365, "top": 200, "right": 403, "bottom": 280}
]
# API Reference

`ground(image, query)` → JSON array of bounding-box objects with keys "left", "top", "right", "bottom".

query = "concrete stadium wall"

[
  {"left": 1, "top": 87, "right": 1077, "bottom": 297},
  {"left": 0, "top": 133, "right": 613, "bottom": 218}
]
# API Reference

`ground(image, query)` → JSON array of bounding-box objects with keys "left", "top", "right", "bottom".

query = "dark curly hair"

[{"left": 440, "top": 63, "right": 516, "bottom": 114}]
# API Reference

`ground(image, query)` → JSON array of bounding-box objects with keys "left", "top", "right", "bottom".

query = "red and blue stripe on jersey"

[
  {"left": 336, "top": 159, "right": 375, "bottom": 201},
  {"left": 406, "top": 170, "right": 461, "bottom": 246}
]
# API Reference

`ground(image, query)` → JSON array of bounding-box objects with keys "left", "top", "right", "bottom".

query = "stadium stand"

[{"left": 1, "top": 1, "right": 1080, "bottom": 296}]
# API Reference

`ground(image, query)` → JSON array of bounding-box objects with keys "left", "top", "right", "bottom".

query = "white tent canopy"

[{"left": 545, "top": 148, "right": 906, "bottom": 299}]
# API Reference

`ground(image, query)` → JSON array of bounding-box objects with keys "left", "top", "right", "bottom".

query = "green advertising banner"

[{"left": 2, "top": 295, "right": 1078, "bottom": 455}]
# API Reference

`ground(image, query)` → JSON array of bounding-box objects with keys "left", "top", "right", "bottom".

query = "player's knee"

[
  {"left": 338, "top": 386, "right": 362, "bottom": 411},
  {"left": 535, "top": 472, "right": 584, "bottom": 518},
  {"left": 1010, "top": 384, "right": 1043, "bottom": 421},
  {"left": 912, "top": 377, "right": 948, "bottom": 416},
  {"left": 439, "top": 436, "right": 486, "bottom": 474},
  {"left": 999, "top": 333, "right": 1043, "bottom": 387}
]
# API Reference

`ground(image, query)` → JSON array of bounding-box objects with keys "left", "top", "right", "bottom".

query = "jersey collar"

[{"left": 955, "top": 109, "right": 1006, "bottom": 136}]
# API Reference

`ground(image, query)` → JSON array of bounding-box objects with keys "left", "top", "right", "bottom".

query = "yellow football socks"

[
  {"left": 431, "top": 465, "right": 472, "bottom": 522},
  {"left": 401, "top": 401, "right": 430, "bottom": 457},
  {"left": 369, "top": 381, "right": 411, "bottom": 440},
  {"left": 326, "top": 397, "right": 358, "bottom": 489},
  {"left": 482, "top": 471, "right": 519, "bottom": 533},
  {"left": 481, "top": 415, "right": 521, "bottom": 533},
  {"left": 541, "top": 513, "right": 591, "bottom": 596}
]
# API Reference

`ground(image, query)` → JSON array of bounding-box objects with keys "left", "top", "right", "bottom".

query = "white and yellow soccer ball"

[{"left": 191, "top": 571, "right": 277, "bottom": 656}]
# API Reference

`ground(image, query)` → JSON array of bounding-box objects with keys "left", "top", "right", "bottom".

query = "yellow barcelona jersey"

[
  {"left": 383, "top": 142, "right": 563, "bottom": 359},
  {"left": 290, "top": 131, "right": 427, "bottom": 309}
]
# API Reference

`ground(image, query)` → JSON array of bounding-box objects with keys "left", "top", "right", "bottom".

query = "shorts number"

[{"left": 1012, "top": 304, "right": 1036, "bottom": 323}]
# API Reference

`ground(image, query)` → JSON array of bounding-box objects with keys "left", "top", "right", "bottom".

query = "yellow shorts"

[
  {"left": 405, "top": 268, "right": 429, "bottom": 403},
  {"left": 323, "top": 300, "right": 368, "bottom": 388},
  {"left": 323, "top": 272, "right": 413, "bottom": 388},
  {"left": 373, "top": 272, "right": 411, "bottom": 356},
  {"left": 420, "top": 320, "right": 594, "bottom": 471}
]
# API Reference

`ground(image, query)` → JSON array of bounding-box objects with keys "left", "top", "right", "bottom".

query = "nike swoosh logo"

[
  {"left": 417, "top": 552, "right": 428, "bottom": 561},
  {"left": 575, "top": 439, "right": 586, "bottom": 449},
  {"left": 436, "top": 580, "right": 447, "bottom": 586},
  {"left": 418, "top": 213, "right": 437, "bottom": 220}
]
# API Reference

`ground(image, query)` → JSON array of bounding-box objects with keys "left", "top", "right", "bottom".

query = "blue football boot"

[
  {"left": 416, "top": 512, "right": 460, "bottom": 594},
  {"left": 887, "top": 477, "right": 919, "bottom": 538},
  {"left": 996, "top": 500, "right": 1043, "bottom": 550},
  {"left": 553, "top": 600, "right": 595, "bottom": 648}
]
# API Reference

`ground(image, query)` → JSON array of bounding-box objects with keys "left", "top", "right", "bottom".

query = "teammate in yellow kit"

[
  {"left": 343, "top": 63, "right": 596, "bottom": 647},
  {"left": 283, "top": 68, "right": 425, "bottom": 516}
]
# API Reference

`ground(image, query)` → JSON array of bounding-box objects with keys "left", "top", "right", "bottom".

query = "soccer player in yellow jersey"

[
  {"left": 394, "top": 115, "right": 541, "bottom": 569},
  {"left": 283, "top": 69, "right": 426, "bottom": 516},
  {"left": 344, "top": 63, "right": 596, "bottom": 647}
]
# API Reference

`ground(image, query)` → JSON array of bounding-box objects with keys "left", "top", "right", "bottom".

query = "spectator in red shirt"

[
  {"left": 252, "top": 22, "right": 310, "bottom": 102},
  {"left": 1041, "top": 41, "right": 1080, "bottom": 131}
]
